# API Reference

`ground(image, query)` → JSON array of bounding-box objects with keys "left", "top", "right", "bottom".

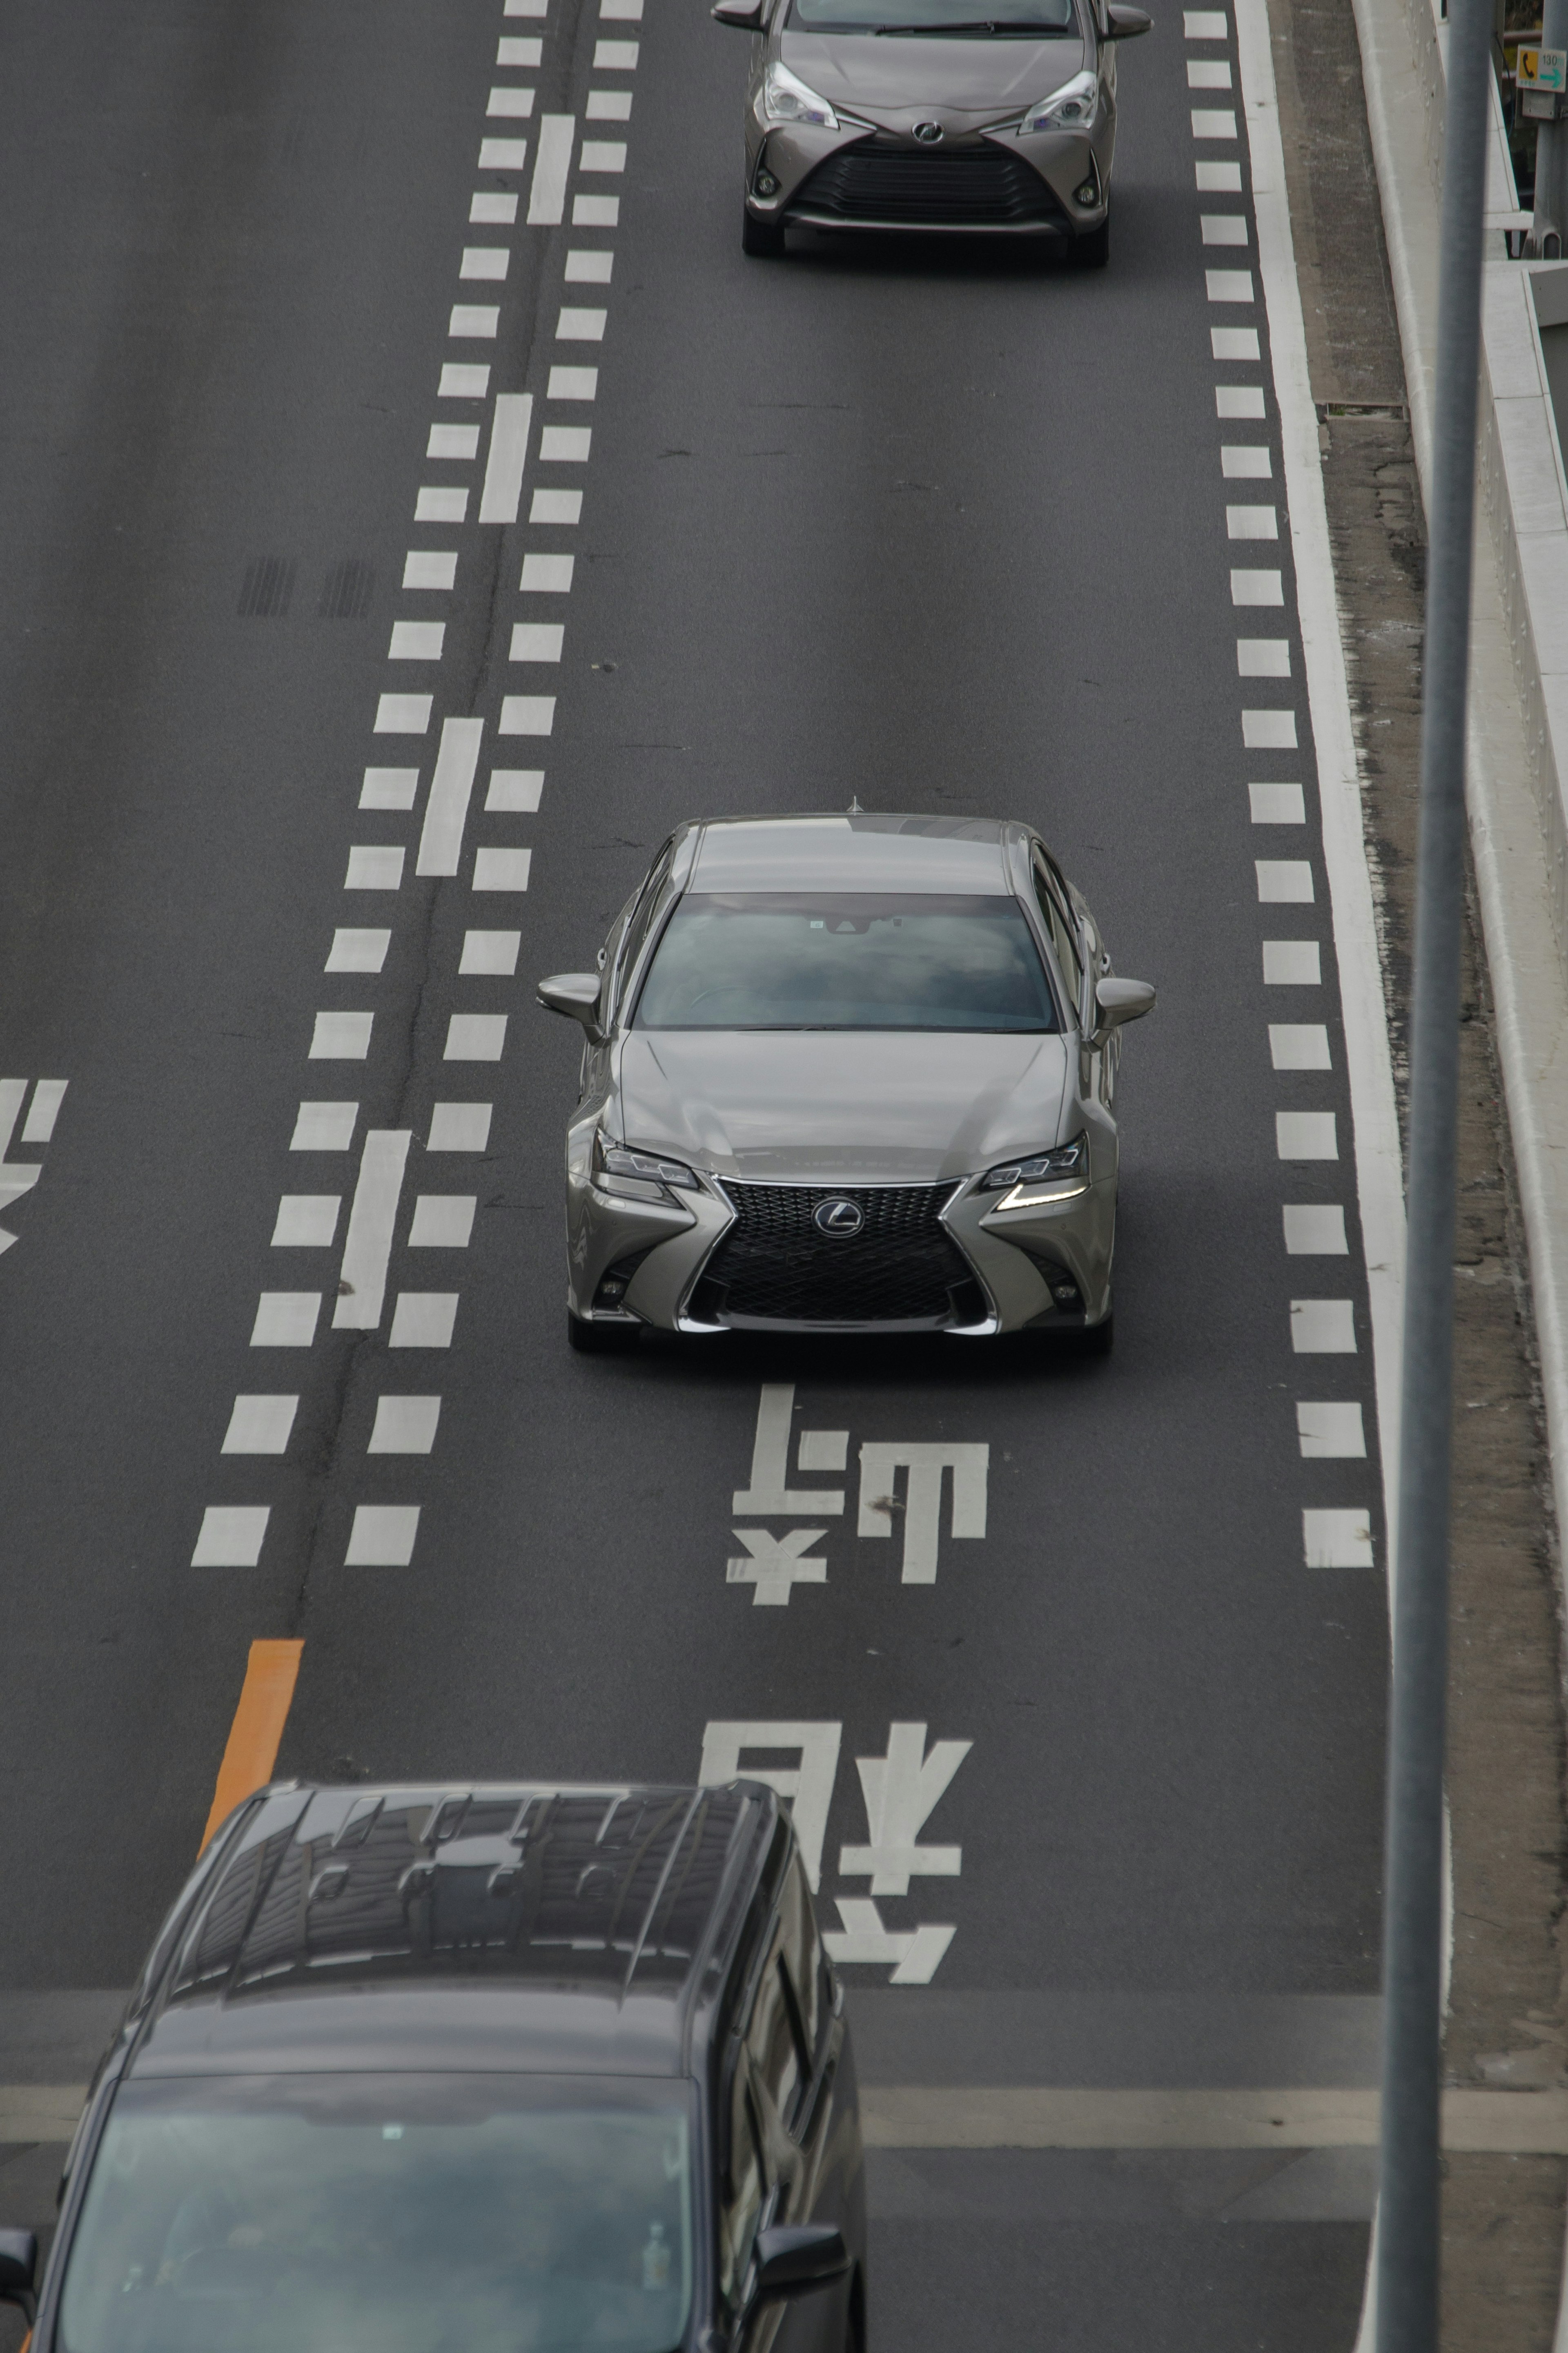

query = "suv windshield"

[
  {"left": 60, "top": 2074, "right": 695, "bottom": 2353},
  {"left": 788, "top": 0, "right": 1078, "bottom": 31},
  {"left": 633, "top": 891, "right": 1058, "bottom": 1032}
]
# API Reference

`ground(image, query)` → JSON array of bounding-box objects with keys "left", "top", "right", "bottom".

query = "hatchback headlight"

[
  {"left": 979, "top": 1133, "right": 1090, "bottom": 1209},
  {"left": 763, "top": 60, "right": 839, "bottom": 127},
  {"left": 1017, "top": 70, "right": 1098, "bottom": 134},
  {"left": 593, "top": 1135, "right": 702, "bottom": 1203}
]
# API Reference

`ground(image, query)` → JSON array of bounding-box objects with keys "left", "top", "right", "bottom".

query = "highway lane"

[{"left": 0, "top": 0, "right": 1390, "bottom": 2344}]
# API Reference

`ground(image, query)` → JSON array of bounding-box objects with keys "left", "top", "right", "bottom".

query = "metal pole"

[
  {"left": 1374, "top": 0, "right": 1493, "bottom": 2342},
  {"left": 1530, "top": 0, "right": 1568, "bottom": 255}
]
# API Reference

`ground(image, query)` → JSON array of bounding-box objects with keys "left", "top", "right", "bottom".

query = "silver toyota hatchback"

[
  {"left": 711, "top": 0, "right": 1150, "bottom": 262},
  {"left": 538, "top": 814, "right": 1153, "bottom": 1352}
]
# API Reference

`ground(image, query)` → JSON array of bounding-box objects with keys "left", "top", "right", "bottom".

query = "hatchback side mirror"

[
  {"left": 1095, "top": 976, "right": 1156, "bottom": 1028},
  {"left": 754, "top": 2223, "right": 851, "bottom": 2301},
  {"left": 1105, "top": 4, "right": 1152, "bottom": 31},
  {"left": 537, "top": 973, "right": 604, "bottom": 1038},
  {"left": 0, "top": 2229, "right": 38, "bottom": 2324},
  {"left": 712, "top": 0, "right": 764, "bottom": 23}
]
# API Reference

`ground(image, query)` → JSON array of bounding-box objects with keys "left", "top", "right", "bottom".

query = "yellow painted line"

[
  {"left": 200, "top": 1639, "right": 303, "bottom": 1851},
  {"left": 860, "top": 2086, "right": 1568, "bottom": 2154}
]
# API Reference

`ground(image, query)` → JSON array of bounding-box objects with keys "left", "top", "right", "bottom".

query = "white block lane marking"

[
  {"left": 1303, "top": 1508, "right": 1374, "bottom": 1567},
  {"left": 528, "top": 115, "right": 576, "bottom": 225},
  {"left": 557, "top": 306, "right": 607, "bottom": 341},
  {"left": 460, "top": 929, "right": 521, "bottom": 975},
  {"left": 445, "top": 1014, "right": 508, "bottom": 1060},
  {"left": 403, "top": 552, "right": 457, "bottom": 591},
  {"left": 521, "top": 553, "right": 575, "bottom": 590},
  {"left": 839, "top": 1724, "right": 969, "bottom": 1894},
  {"left": 416, "top": 716, "right": 485, "bottom": 878},
  {"left": 1250, "top": 782, "right": 1304, "bottom": 820},
  {"left": 728, "top": 1527, "right": 831, "bottom": 1605},
  {"left": 1298, "top": 1402, "right": 1367, "bottom": 1457},
  {"left": 498, "top": 36, "right": 543, "bottom": 65},
  {"left": 1239, "top": 640, "right": 1291, "bottom": 676},
  {"left": 547, "top": 367, "right": 597, "bottom": 401},
  {"left": 345, "top": 846, "right": 405, "bottom": 890},
  {"left": 1223, "top": 445, "right": 1273, "bottom": 477},
  {"left": 510, "top": 623, "right": 564, "bottom": 660},
  {"left": 1212, "top": 326, "right": 1260, "bottom": 359},
  {"left": 345, "top": 1505, "right": 421, "bottom": 1567},
  {"left": 1264, "top": 940, "right": 1321, "bottom": 984},
  {"left": 499, "top": 695, "right": 555, "bottom": 734},
  {"left": 1232, "top": 568, "right": 1284, "bottom": 603},
  {"left": 1244, "top": 711, "right": 1298, "bottom": 749},
  {"left": 1278, "top": 1112, "right": 1339, "bottom": 1159},
  {"left": 439, "top": 363, "right": 490, "bottom": 397},
  {"left": 362, "top": 772, "right": 421, "bottom": 819},
  {"left": 20, "top": 1080, "right": 67, "bottom": 1145},
  {"left": 1192, "top": 107, "right": 1238, "bottom": 135},
  {"left": 471, "top": 191, "right": 521, "bottom": 223},
  {"left": 601, "top": 0, "right": 644, "bottom": 17},
  {"left": 1188, "top": 55, "right": 1233, "bottom": 83},
  {"left": 334, "top": 1131, "right": 412, "bottom": 1330},
  {"left": 1185, "top": 7, "right": 1229, "bottom": 29},
  {"left": 594, "top": 38, "right": 640, "bottom": 63},
  {"left": 1202, "top": 214, "right": 1249, "bottom": 244},
  {"left": 271, "top": 1195, "right": 340, "bottom": 1247},
  {"left": 698, "top": 1722, "right": 843, "bottom": 1887},
  {"left": 375, "top": 692, "right": 432, "bottom": 732},
  {"left": 250, "top": 1293, "right": 321, "bottom": 1346},
  {"left": 460, "top": 248, "right": 509, "bottom": 281},
  {"left": 531, "top": 488, "right": 584, "bottom": 522},
  {"left": 1228, "top": 504, "right": 1278, "bottom": 538},
  {"left": 1206, "top": 269, "right": 1255, "bottom": 301},
  {"left": 409, "top": 1195, "right": 476, "bottom": 1247},
  {"left": 1217, "top": 383, "right": 1266, "bottom": 415},
  {"left": 192, "top": 1506, "right": 270, "bottom": 1568},
  {"left": 1270, "top": 1023, "right": 1331, "bottom": 1068},
  {"left": 309, "top": 1012, "right": 373, "bottom": 1059},
  {"left": 574, "top": 194, "right": 620, "bottom": 227},
  {"left": 473, "top": 848, "right": 533, "bottom": 890},
  {"left": 478, "top": 137, "right": 528, "bottom": 170},
  {"left": 858, "top": 1443, "right": 989, "bottom": 1583},
  {"left": 487, "top": 86, "right": 536, "bottom": 117},
  {"left": 390, "top": 1294, "right": 459, "bottom": 1347},
  {"left": 369, "top": 1396, "right": 442, "bottom": 1454},
  {"left": 586, "top": 87, "right": 633, "bottom": 118},
  {"left": 1197, "top": 158, "right": 1244, "bottom": 190},
  {"left": 540, "top": 425, "right": 591, "bottom": 459},
  {"left": 479, "top": 393, "right": 533, "bottom": 524},
  {"left": 565, "top": 250, "right": 613, "bottom": 283},
  {"left": 1285, "top": 1203, "right": 1348, "bottom": 1252},
  {"left": 326, "top": 928, "right": 390, "bottom": 975},
  {"left": 448, "top": 306, "right": 499, "bottom": 339},
  {"left": 1256, "top": 859, "right": 1313, "bottom": 901},
  {"left": 487, "top": 769, "right": 544, "bottom": 810},
  {"left": 428, "top": 424, "right": 480, "bottom": 459},
  {"left": 415, "top": 487, "right": 468, "bottom": 523},
  {"left": 221, "top": 1396, "right": 298, "bottom": 1455},
  {"left": 733, "top": 1384, "right": 847, "bottom": 1513},
  {"left": 580, "top": 140, "right": 627, "bottom": 172},
  {"left": 428, "top": 1103, "right": 491, "bottom": 1151},
  {"left": 291, "top": 1102, "right": 357, "bottom": 1151},
  {"left": 1292, "top": 1299, "right": 1356, "bottom": 1352}
]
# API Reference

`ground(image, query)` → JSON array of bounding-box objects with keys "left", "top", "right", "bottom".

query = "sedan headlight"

[
  {"left": 978, "top": 1133, "right": 1089, "bottom": 1209},
  {"left": 763, "top": 60, "right": 840, "bottom": 127},
  {"left": 1017, "top": 70, "right": 1099, "bottom": 134},
  {"left": 593, "top": 1135, "right": 703, "bottom": 1204}
]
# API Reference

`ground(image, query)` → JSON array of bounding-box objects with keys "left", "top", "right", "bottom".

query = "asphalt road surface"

[{"left": 0, "top": 0, "right": 1393, "bottom": 2344}]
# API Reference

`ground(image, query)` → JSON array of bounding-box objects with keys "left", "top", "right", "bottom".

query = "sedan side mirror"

[
  {"left": 537, "top": 973, "right": 604, "bottom": 1038},
  {"left": 0, "top": 2228, "right": 38, "bottom": 2324},
  {"left": 1105, "top": 4, "right": 1152, "bottom": 31},
  {"left": 712, "top": 0, "right": 764, "bottom": 24},
  {"left": 1095, "top": 976, "right": 1156, "bottom": 1028},
  {"left": 753, "top": 2223, "right": 851, "bottom": 2301}
]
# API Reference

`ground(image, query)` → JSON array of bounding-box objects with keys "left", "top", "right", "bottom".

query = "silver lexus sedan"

[
  {"left": 538, "top": 814, "right": 1153, "bottom": 1352},
  {"left": 711, "top": 0, "right": 1150, "bottom": 263}
]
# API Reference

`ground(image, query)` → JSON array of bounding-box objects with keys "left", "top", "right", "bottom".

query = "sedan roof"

[{"left": 690, "top": 813, "right": 1013, "bottom": 894}]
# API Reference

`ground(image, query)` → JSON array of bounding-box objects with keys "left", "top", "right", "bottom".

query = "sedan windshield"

[
  {"left": 60, "top": 2074, "right": 695, "bottom": 2353},
  {"left": 633, "top": 891, "right": 1058, "bottom": 1032},
  {"left": 790, "top": 0, "right": 1078, "bottom": 31}
]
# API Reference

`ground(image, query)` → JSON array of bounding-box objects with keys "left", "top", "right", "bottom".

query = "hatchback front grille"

[
  {"left": 789, "top": 139, "right": 1067, "bottom": 228},
  {"left": 693, "top": 1182, "right": 985, "bottom": 1328}
]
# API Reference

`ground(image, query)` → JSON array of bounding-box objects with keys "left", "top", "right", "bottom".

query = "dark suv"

[{"left": 0, "top": 1780, "right": 867, "bottom": 2353}]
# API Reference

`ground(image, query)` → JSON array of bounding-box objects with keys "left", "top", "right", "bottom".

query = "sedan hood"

[
  {"left": 780, "top": 30, "right": 1086, "bottom": 117},
  {"left": 616, "top": 1030, "right": 1071, "bottom": 1183}
]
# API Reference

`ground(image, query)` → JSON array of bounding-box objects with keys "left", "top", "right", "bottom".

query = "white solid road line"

[
  {"left": 416, "top": 717, "right": 485, "bottom": 878},
  {"left": 334, "top": 1131, "right": 413, "bottom": 1332},
  {"left": 528, "top": 115, "right": 576, "bottom": 225},
  {"left": 479, "top": 392, "right": 534, "bottom": 524}
]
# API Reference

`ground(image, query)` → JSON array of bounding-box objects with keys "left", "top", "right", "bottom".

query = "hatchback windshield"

[
  {"left": 60, "top": 2074, "right": 695, "bottom": 2353},
  {"left": 789, "top": 0, "right": 1078, "bottom": 31},
  {"left": 633, "top": 891, "right": 1058, "bottom": 1031}
]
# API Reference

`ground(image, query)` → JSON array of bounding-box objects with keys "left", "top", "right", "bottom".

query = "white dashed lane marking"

[
  {"left": 1264, "top": 941, "right": 1321, "bottom": 983},
  {"left": 1298, "top": 1403, "right": 1367, "bottom": 1457},
  {"left": 1292, "top": 1300, "right": 1357, "bottom": 1353},
  {"left": 221, "top": 1396, "right": 299, "bottom": 1455},
  {"left": 369, "top": 1396, "right": 442, "bottom": 1454}
]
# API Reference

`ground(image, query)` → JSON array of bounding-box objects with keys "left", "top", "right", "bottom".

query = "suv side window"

[
  {"left": 746, "top": 1934, "right": 805, "bottom": 2130},
  {"left": 1033, "top": 855, "right": 1085, "bottom": 1017},
  {"left": 777, "top": 1856, "right": 826, "bottom": 2067},
  {"left": 719, "top": 2068, "right": 767, "bottom": 2306}
]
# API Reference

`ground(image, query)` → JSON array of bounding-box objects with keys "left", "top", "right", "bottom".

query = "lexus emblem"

[
  {"left": 814, "top": 1197, "right": 864, "bottom": 1237},
  {"left": 912, "top": 120, "right": 943, "bottom": 143}
]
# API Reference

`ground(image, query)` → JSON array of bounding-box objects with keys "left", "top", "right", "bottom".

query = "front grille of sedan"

[
  {"left": 693, "top": 1182, "right": 987, "bottom": 1329},
  {"left": 788, "top": 138, "right": 1068, "bottom": 230}
]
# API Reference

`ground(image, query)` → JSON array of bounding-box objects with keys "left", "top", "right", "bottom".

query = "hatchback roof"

[
  {"left": 127, "top": 1782, "right": 778, "bottom": 2081},
  {"left": 689, "top": 814, "right": 1013, "bottom": 895}
]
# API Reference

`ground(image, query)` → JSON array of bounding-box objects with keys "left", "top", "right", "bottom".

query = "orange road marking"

[{"left": 200, "top": 1639, "right": 303, "bottom": 1851}]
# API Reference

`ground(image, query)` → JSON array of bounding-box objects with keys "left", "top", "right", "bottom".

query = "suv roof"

[{"left": 123, "top": 1781, "right": 780, "bottom": 2081}]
